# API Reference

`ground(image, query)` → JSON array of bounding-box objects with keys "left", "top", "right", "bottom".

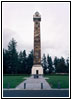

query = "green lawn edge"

[
  {"left": 44, "top": 75, "right": 69, "bottom": 88},
  {"left": 3, "top": 75, "right": 30, "bottom": 88}
]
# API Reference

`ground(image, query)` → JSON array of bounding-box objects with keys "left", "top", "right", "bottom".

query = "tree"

[
  {"left": 66, "top": 57, "right": 69, "bottom": 73},
  {"left": 18, "top": 50, "right": 27, "bottom": 74},
  {"left": 22, "top": 50, "right": 27, "bottom": 74},
  {"left": 47, "top": 55, "right": 53, "bottom": 73},
  {"left": 54, "top": 57, "right": 67, "bottom": 73},
  {"left": 18, "top": 51, "right": 23, "bottom": 74},
  {"left": 7, "top": 38, "right": 18, "bottom": 74},
  {"left": 27, "top": 50, "right": 33, "bottom": 74},
  {"left": 41, "top": 54, "right": 47, "bottom": 74},
  {"left": 3, "top": 49, "right": 6, "bottom": 74},
  {"left": 59, "top": 57, "right": 66, "bottom": 73},
  {"left": 54, "top": 56, "right": 59, "bottom": 73},
  {"left": 3, "top": 38, "right": 69, "bottom": 75},
  {"left": 3, "top": 49, "right": 9, "bottom": 74}
]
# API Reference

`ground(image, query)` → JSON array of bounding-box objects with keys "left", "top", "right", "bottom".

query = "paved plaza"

[{"left": 16, "top": 76, "right": 51, "bottom": 90}]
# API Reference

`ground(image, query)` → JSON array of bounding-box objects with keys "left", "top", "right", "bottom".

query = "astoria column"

[{"left": 32, "top": 11, "right": 43, "bottom": 75}]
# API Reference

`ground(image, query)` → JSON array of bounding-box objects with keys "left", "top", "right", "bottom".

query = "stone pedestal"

[{"left": 32, "top": 65, "right": 43, "bottom": 75}]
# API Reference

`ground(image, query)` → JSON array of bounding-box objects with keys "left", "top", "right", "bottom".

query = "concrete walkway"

[{"left": 16, "top": 76, "right": 51, "bottom": 90}]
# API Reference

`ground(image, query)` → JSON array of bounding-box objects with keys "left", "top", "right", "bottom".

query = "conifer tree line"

[{"left": 3, "top": 38, "right": 69, "bottom": 74}]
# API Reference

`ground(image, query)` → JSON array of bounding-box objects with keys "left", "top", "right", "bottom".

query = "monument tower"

[{"left": 32, "top": 11, "right": 43, "bottom": 75}]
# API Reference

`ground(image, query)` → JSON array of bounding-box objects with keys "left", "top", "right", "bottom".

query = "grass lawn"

[
  {"left": 3, "top": 75, "right": 30, "bottom": 88},
  {"left": 44, "top": 74, "right": 69, "bottom": 88},
  {"left": 3, "top": 74, "right": 69, "bottom": 89}
]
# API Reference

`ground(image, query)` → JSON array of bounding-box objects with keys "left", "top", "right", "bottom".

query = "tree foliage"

[
  {"left": 47, "top": 55, "right": 54, "bottom": 73},
  {"left": 41, "top": 54, "right": 47, "bottom": 74},
  {"left": 54, "top": 57, "right": 69, "bottom": 73},
  {"left": 3, "top": 38, "right": 69, "bottom": 74}
]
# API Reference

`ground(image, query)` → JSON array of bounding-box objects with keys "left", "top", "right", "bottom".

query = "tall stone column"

[
  {"left": 32, "top": 12, "right": 43, "bottom": 75},
  {"left": 34, "top": 19, "right": 41, "bottom": 64}
]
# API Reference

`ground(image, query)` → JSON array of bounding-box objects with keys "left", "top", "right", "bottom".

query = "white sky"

[{"left": 2, "top": 2, "right": 70, "bottom": 59}]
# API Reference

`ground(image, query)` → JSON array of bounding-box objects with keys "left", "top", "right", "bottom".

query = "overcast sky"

[{"left": 3, "top": 2, "right": 70, "bottom": 59}]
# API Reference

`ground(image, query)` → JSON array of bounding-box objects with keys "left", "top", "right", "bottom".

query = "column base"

[{"left": 32, "top": 64, "right": 43, "bottom": 75}]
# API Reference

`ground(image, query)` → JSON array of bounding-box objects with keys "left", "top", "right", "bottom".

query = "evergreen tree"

[
  {"left": 54, "top": 57, "right": 59, "bottom": 72},
  {"left": 18, "top": 50, "right": 27, "bottom": 74},
  {"left": 18, "top": 51, "right": 23, "bottom": 74},
  {"left": 3, "top": 38, "right": 69, "bottom": 75},
  {"left": 58, "top": 57, "right": 66, "bottom": 73},
  {"left": 41, "top": 54, "right": 47, "bottom": 74},
  {"left": 7, "top": 38, "right": 18, "bottom": 74},
  {"left": 27, "top": 50, "right": 33, "bottom": 74},
  {"left": 66, "top": 57, "right": 69, "bottom": 73},
  {"left": 22, "top": 50, "right": 27, "bottom": 74},
  {"left": 47, "top": 55, "right": 53, "bottom": 73},
  {"left": 3, "top": 49, "right": 9, "bottom": 74},
  {"left": 54, "top": 57, "right": 67, "bottom": 73}
]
